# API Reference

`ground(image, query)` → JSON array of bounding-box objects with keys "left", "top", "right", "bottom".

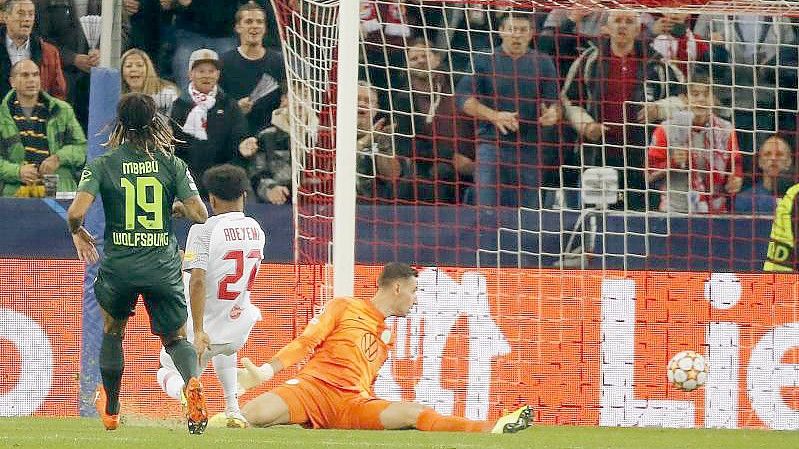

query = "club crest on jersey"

[
  {"left": 230, "top": 305, "right": 242, "bottom": 320},
  {"left": 361, "top": 333, "right": 379, "bottom": 361}
]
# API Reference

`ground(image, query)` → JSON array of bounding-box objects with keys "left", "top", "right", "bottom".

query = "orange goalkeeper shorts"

[{"left": 271, "top": 375, "right": 391, "bottom": 430}]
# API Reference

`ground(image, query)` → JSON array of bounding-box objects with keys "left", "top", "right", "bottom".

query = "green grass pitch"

[{"left": 1, "top": 417, "right": 798, "bottom": 449}]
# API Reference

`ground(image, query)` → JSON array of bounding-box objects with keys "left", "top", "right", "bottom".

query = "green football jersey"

[{"left": 77, "top": 144, "right": 199, "bottom": 284}]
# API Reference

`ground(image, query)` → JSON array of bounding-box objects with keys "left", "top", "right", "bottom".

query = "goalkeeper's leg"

[
  {"left": 241, "top": 392, "right": 291, "bottom": 427},
  {"left": 381, "top": 402, "right": 487, "bottom": 431},
  {"left": 378, "top": 401, "right": 532, "bottom": 433}
]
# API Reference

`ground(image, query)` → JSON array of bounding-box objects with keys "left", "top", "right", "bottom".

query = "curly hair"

[{"left": 104, "top": 93, "right": 176, "bottom": 158}]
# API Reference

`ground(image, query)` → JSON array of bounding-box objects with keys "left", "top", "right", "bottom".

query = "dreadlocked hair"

[{"left": 104, "top": 92, "right": 176, "bottom": 158}]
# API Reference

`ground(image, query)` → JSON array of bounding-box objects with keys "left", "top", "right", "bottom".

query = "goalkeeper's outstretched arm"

[
  {"left": 237, "top": 357, "right": 283, "bottom": 393},
  {"left": 237, "top": 297, "right": 350, "bottom": 392}
]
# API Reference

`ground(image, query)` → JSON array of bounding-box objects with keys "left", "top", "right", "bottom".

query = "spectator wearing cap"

[
  {"left": 170, "top": 48, "right": 257, "bottom": 196},
  {"left": 0, "top": 0, "right": 66, "bottom": 100}
]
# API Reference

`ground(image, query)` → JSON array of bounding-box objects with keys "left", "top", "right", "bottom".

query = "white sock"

[
  {"left": 212, "top": 352, "right": 240, "bottom": 413},
  {"left": 157, "top": 366, "right": 185, "bottom": 400}
]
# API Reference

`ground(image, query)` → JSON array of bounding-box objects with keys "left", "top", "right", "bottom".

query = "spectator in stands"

[
  {"left": 561, "top": 10, "right": 684, "bottom": 211},
  {"left": 120, "top": 48, "right": 179, "bottom": 115},
  {"left": 456, "top": 13, "right": 561, "bottom": 208},
  {"left": 124, "top": 0, "right": 163, "bottom": 62},
  {"left": 538, "top": 8, "right": 607, "bottom": 209},
  {"left": 219, "top": 2, "right": 284, "bottom": 135},
  {"left": 251, "top": 89, "right": 318, "bottom": 205},
  {"left": 648, "top": 13, "right": 732, "bottom": 108},
  {"left": 356, "top": 81, "right": 413, "bottom": 201},
  {"left": 0, "top": 59, "right": 86, "bottom": 197},
  {"left": 1, "top": 0, "right": 66, "bottom": 100},
  {"left": 393, "top": 39, "right": 475, "bottom": 204},
  {"left": 693, "top": 14, "right": 798, "bottom": 153},
  {"left": 734, "top": 135, "right": 793, "bottom": 215},
  {"left": 408, "top": 3, "right": 501, "bottom": 76},
  {"left": 251, "top": 96, "right": 292, "bottom": 205},
  {"left": 647, "top": 72, "right": 743, "bottom": 213},
  {"left": 539, "top": 9, "right": 608, "bottom": 78},
  {"left": 35, "top": 0, "right": 128, "bottom": 130},
  {"left": 360, "top": 0, "right": 410, "bottom": 93},
  {"left": 171, "top": 49, "right": 257, "bottom": 196},
  {"left": 540, "top": 8, "right": 662, "bottom": 67},
  {"left": 169, "top": 0, "right": 249, "bottom": 90}
]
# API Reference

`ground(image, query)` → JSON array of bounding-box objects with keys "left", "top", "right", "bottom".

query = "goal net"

[{"left": 272, "top": 0, "right": 799, "bottom": 429}]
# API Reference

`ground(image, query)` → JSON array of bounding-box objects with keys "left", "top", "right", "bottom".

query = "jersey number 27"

[{"left": 218, "top": 249, "right": 262, "bottom": 300}]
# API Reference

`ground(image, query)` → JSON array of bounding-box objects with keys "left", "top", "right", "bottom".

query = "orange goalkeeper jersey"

[{"left": 273, "top": 297, "right": 391, "bottom": 396}]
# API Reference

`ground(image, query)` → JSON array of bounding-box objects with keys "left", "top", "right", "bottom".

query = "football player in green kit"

[{"left": 67, "top": 93, "right": 210, "bottom": 434}]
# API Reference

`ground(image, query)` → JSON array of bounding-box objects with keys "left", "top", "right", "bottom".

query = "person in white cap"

[{"left": 170, "top": 48, "right": 258, "bottom": 197}]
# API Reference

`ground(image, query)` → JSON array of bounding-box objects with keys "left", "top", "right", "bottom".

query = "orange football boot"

[
  {"left": 94, "top": 385, "right": 120, "bottom": 430},
  {"left": 184, "top": 377, "right": 208, "bottom": 434}
]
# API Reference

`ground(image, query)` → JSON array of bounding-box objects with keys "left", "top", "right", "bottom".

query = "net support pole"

[
  {"left": 99, "top": 0, "right": 121, "bottom": 68},
  {"left": 99, "top": 0, "right": 114, "bottom": 67},
  {"left": 331, "top": 0, "right": 359, "bottom": 297}
]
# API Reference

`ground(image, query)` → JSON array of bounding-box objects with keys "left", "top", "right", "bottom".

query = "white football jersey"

[{"left": 183, "top": 212, "right": 265, "bottom": 344}]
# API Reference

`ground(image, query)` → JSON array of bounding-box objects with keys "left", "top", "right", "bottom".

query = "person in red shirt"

[
  {"left": 234, "top": 263, "right": 532, "bottom": 433},
  {"left": 647, "top": 72, "right": 743, "bottom": 213},
  {"left": 561, "top": 10, "right": 684, "bottom": 211},
  {"left": 0, "top": 0, "right": 66, "bottom": 100}
]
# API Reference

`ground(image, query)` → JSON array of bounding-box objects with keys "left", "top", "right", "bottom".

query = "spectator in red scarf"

[{"left": 647, "top": 72, "right": 743, "bottom": 213}]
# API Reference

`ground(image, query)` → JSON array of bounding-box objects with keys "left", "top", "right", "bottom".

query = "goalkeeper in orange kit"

[{"left": 232, "top": 262, "right": 531, "bottom": 433}]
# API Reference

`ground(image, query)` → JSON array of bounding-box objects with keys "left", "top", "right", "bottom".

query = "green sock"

[
  {"left": 164, "top": 338, "right": 199, "bottom": 382},
  {"left": 100, "top": 333, "right": 124, "bottom": 415}
]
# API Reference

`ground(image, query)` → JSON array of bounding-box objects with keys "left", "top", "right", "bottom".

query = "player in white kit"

[{"left": 156, "top": 164, "right": 265, "bottom": 428}]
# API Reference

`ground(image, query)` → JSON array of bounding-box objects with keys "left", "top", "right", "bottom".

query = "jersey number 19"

[{"left": 121, "top": 176, "right": 164, "bottom": 230}]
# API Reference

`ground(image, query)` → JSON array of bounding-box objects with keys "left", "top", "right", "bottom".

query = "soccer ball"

[{"left": 667, "top": 350, "right": 708, "bottom": 391}]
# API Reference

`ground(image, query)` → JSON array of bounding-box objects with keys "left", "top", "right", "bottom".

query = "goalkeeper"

[
  {"left": 235, "top": 263, "right": 531, "bottom": 433},
  {"left": 763, "top": 183, "right": 799, "bottom": 271}
]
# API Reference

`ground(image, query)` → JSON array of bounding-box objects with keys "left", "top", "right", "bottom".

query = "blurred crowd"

[{"left": 0, "top": 0, "right": 797, "bottom": 217}]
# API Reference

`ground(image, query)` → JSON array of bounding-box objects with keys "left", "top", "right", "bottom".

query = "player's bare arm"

[
  {"left": 189, "top": 267, "right": 210, "bottom": 359},
  {"left": 176, "top": 194, "right": 209, "bottom": 223},
  {"left": 67, "top": 191, "right": 100, "bottom": 264}
]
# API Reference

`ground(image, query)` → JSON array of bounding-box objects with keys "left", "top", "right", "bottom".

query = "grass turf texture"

[{"left": 1, "top": 418, "right": 798, "bottom": 449}]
